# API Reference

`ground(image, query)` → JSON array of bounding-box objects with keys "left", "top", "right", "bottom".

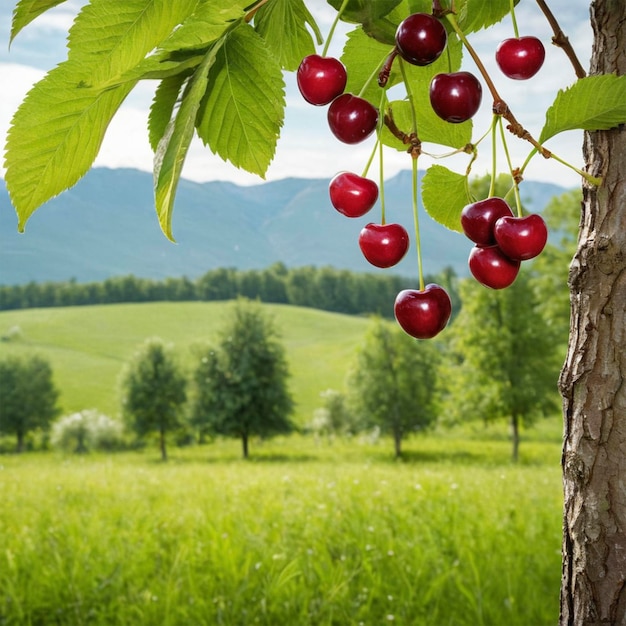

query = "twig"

[{"left": 535, "top": 0, "right": 587, "bottom": 79}]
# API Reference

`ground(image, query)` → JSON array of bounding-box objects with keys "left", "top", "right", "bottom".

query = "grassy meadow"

[
  {"left": 0, "top": 434, "right": 563, "bottom": 626},
  {"left": 0, "top": 301, "right": 565, "bottom": 624}
]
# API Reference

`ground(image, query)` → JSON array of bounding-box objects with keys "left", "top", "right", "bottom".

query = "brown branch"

[{"left": 535, "top": 0, "right": 587, "bottom": 79}]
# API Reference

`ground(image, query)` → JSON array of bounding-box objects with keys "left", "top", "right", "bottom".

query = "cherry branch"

[
  {"left": 535, "top": 0, "right": 587, "bottom": 79},
  {"left": 444, "top": 13, "right": 551, "bottom": 159}
]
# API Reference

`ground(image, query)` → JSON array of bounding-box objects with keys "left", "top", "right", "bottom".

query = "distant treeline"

[{"left": 0, "top": 263, "right": 460, "bottom": 318}]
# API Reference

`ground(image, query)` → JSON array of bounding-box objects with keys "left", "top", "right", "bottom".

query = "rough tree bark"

[{"left": 559, "top": 1, "right": 626, "bottom": 623}]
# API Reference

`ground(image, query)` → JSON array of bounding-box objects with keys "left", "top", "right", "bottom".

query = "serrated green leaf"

[
  {"left": 149, "top": 74, "right": 190, "bottom": 152},
  {"left": 539, "top": 74, "right": 626, "bottom": 143},
  {"left": 196, "top": 24, "right": 285, "bottom": 177},
  {"left": 158, "top": 1, "right": 247, "bottom": 52},
  {"left": 457, "top": 0, "right": 512, "bottom": 34},
  {"left": 66, "top": 0, "right": 199, "bottom": 82},
  {"left": 255, "top": 0, "right": 320, "bottom": 71},
  {"left": 5, "top": 0, "right": 205, "bottom": 231},
  {"left": 327, "top": 0, "right": 403, "bottom": 24},
  {"left": 421, "top": 165, "right": 471, "bottom": 232},
  {"left": 10, "top": 0, "right": 69, "bottom": 43},
  {"left": 4, "top": 63, "right": 134, "bottom": 231},
  {"left": 154, "top": 47, "right": 220, "bottom": 241}
]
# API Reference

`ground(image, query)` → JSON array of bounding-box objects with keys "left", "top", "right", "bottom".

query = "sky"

[{"left": 0, "top": 1, "right": 593, "bottom": 189}]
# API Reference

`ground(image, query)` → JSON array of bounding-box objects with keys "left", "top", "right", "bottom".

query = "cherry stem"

[
  {"left": 322, "top": 0, "right": 350, "bottom": 57},
  {"left": 411, "top": 157, "right": 426, "bottom": 292},
  {"left": 535, "top": 0, "right": 586, "bottom": 79},
  {"left": 489, "top": 114, "right": 498, "bottom": 198},
  {"left": 498, "top": 117, "right": 523, "bottom": 217},
  {"left": 509, "top": 0, "right": 520, "bottom": 39},
  {"left": 379, "top": 139, "right": 387, "bottom": 224},
  {"left": 519, "top": 146, "right": 603, "bottom": 186}
]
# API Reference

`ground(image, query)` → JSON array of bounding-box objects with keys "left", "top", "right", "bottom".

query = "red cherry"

[
  {"left": 328, "top": 94, "right": 379, "bottom": 144},
  {"left": 429, "top": 72, "right": 482, "bottom": 123},
  {"left": 296, "top": 55, "right": 347, "bottom": 105},
  {"left": 494, "top": 214, "right": 548, "bottom": 260},
  {"left": 468, "top": 245, "right": 520, "bottom": 289},
  {"left": 461, "top": 197, "right": 514, "bottom": 245},
  {"left": 395, "top": 13, "right": 448, "bottom": 66},
  {"left": 394, "top": 284, "right": 452, "bottom": 340},
  {"left": 495, "top": 37, "right": 545, "bottom": 80},
  {"left": 358, "top": 223, "right": 409, "bottom": 268},
  {"left": 329, "top": 172, "right": 378, "bottom": 218}
]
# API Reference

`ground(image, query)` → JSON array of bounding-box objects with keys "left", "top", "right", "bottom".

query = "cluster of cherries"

[{"left": 296, "top": 11, "right": 547, "bottom": 340}]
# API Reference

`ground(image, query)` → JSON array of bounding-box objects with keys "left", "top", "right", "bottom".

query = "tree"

[
  {"left": 190, "top": 298, "right": 294, "bottom": 458},
  {"left": 442, "top": 270, "right": 560, "bottom": 461},
  {"left": 4, "top": 0, "right": 626, "bottom": 620},
  {"left": 0, "top": 354, "right": 60, "bottom": 451},
  {"left": 558, "top": 3, "right": 626, "bottom": 621},
  {"left": 348, "top": 317, "right": 438, "bottom": 457},
  {"left": 119, "top": 338, "right": 187, "bottom": 461}
]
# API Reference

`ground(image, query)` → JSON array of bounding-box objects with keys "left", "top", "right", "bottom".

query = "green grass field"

[
  {"left": 0, "top": 302, "right": 372, "bottom": 423},
  {"left": 0, "top": 434, "right": 563, "bottom": 626}
]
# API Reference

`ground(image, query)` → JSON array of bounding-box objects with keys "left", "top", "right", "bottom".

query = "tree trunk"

[
  {"left": 16, "top": 429, "right": 24, "bottom": 453},
  {"left": 160, "top": 427, "right": 167, "bottom": 462},
  {"left": 393, "top": 428, "right": 402, "bottom": 458},
  {"left": 242, "top": 432, "right": 249, "bottom": 459},
  {"left": 559, "top": 1, "right": 626, "bottom": 623},
  {"left": 511, "top": 412, "right": 519, "bottom": 464}
]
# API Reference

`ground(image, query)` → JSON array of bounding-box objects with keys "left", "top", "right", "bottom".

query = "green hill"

[{"left": 0, "top": 301, "right": 373, "bottom": 424}]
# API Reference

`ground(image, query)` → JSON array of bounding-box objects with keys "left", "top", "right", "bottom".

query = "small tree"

[
  {"left": 119, "top": 338, "right": 187, "bottom": 461},
  {"left": 348, "top": 318, "right": 438, "bottom": 458},
  {"left": 190, "top": 299, "right": 294, "bottom": 459},
  {"left": 442, "top": 271, "right": 560, "bottom": 461},
  {"left": 0, "top": 353, "right": 60, "bottom": 451}
]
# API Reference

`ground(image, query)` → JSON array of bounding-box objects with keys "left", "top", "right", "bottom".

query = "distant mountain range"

[{"left": 0, "top": 167, "right": 569, "bottom": 285}]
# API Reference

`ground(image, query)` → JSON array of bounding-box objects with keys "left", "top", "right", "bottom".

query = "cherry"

[
  {"left": 358, "top": 223, "right": 410, "bottom": 268},
  {"left": 495, "top": 37, "right": 545, "bottom": 80},
  {"left": 395, "top": 13, "right": 448, "bottom": 66},
  {"left": 328, "top": 94, "right": 379, "bottom": 144},
  {"left": 461, "top": 197, "right": 514, "bottom": 246},
  {"left": 494, "top": 214, "right": 548, "bottom": 260},
  {"left": 296, "top": 55, "right": 347, "bottom": 106},
  {"left": 329, "top": 172, "right": 378, "bottom": 218},
  {"left": 394, "top": 284, "right": 452, "bottom": 340},
  {"left": 429, "top": 72, "right": 482, "bottom": 123},
  {"left": 468, "top": 245, "right": 520, "bottom": 289}
]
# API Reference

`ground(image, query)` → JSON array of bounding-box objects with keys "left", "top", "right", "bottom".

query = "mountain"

[{"left": 0, "top": 167, "right": 569, "bottom": 285}]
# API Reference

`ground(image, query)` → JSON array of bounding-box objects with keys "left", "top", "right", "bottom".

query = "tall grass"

[{"left": 0, "top": 434, "right": 563, "bottom": 625}]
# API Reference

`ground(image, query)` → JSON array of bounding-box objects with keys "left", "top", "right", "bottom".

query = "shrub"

[{"left": 51, "top": 409, "right": 125, "bottom": 452}]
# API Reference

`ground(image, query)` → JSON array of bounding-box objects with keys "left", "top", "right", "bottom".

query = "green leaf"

[
  {"left": 254, "top": 0, "right": 321, "bottom": 71},
  {"left": 149, "top": 74, "right": 190, "bottom": 153},
  {"left": 158, "top": 1, "right": 247, "bottom": 52},
  {"left": 65, "top": 0, "right": 199, "bottom": 80},
  {"left": 196, "top": 24, "right": 285, "bottom": 178},
  {"left": 4, "top": 63, "right": 135, "bottom": 231},
  {"left": 154, "top": 47, "right": 220, "bottom": 241},
  {"left": 5, "top": 0, "right": 205, "bottom": 230},
  {"left": 10, "top": 0, "right": 69, "bottom": 43},
  {"left": 456, "top": 0, "right": 512, "bottom": 34},
  {"left": 421, "top": 165, "right": 472, "bottom": 233},
  {"left": 327, "top": 0, "right": 403, "bottom": 24},
  {"left": 539, "top": 74, "right": 626, "bottom": 143}
]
